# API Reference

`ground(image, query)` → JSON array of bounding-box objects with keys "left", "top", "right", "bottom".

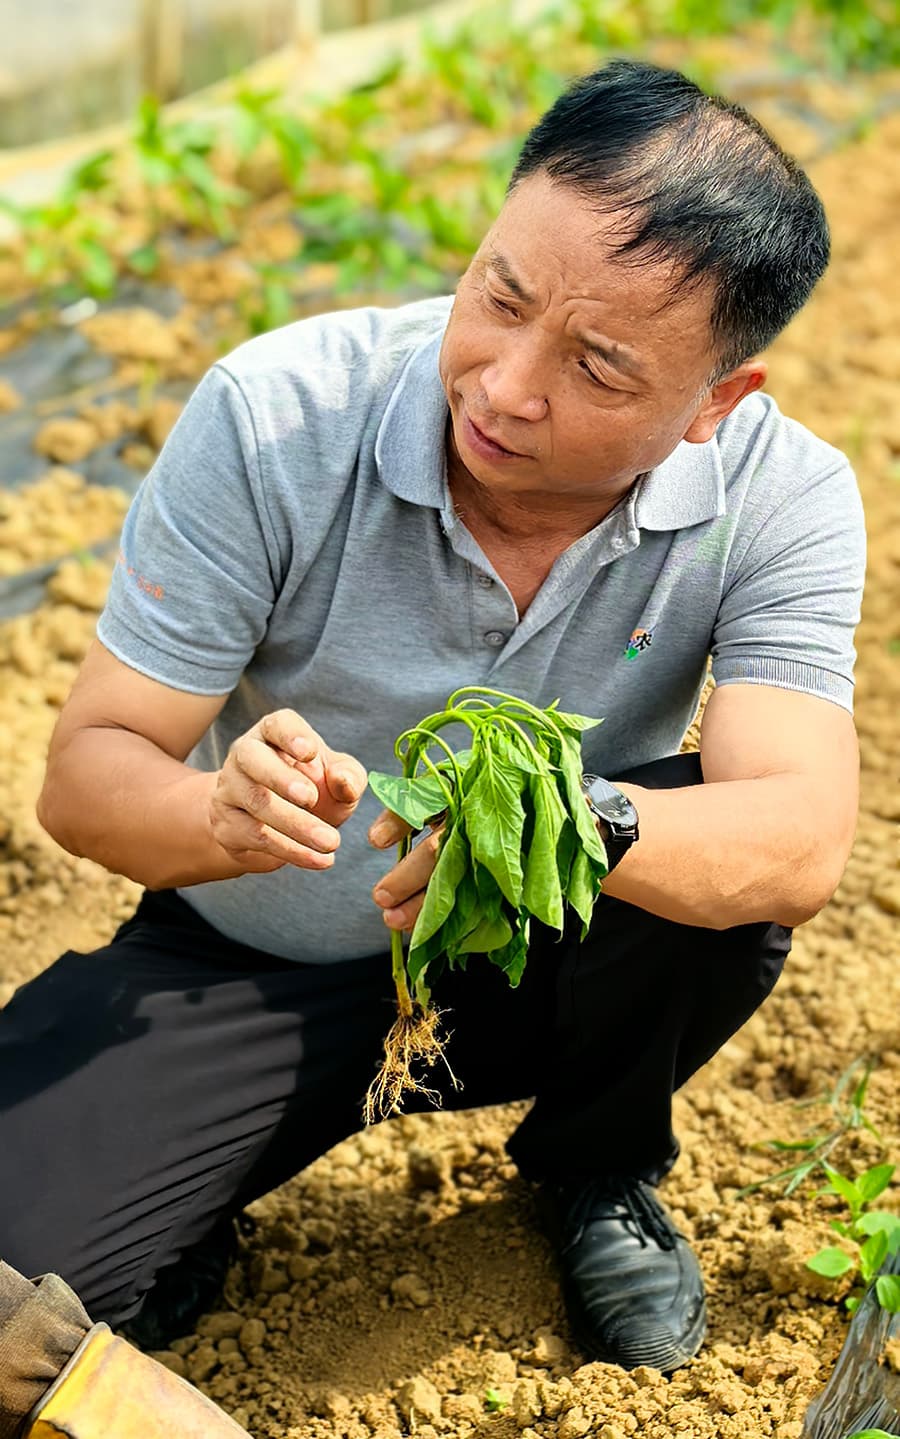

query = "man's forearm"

[
  {"left": 601, "top": 772, "right": 837, "bottom": 930},
  {"left": 37, "top": 728, "right": 245, "bottom": 890}
]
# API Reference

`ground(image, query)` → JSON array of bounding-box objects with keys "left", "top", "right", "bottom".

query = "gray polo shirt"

[{"left": 97, "top": 296, "right": 866, "bottom": 963}]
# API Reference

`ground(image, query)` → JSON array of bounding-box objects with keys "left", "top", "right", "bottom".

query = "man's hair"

[{"left": 509, "top": 59, "right": 830, "bottom": 378}]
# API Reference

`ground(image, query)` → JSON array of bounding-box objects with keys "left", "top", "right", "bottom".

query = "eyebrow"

[
  {"left": 579, "top": 334, "right": 644, "bottom": 379},
  {"left": 486, "top": 249, "right": 644, "bottom": 380},
  {"left": 488, "top": 250, "right": 536, "bottom": 304}
]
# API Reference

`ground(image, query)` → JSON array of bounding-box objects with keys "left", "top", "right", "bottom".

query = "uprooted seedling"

[{"left": 362, "top": 685, "right": 609, "bottom": 1124}]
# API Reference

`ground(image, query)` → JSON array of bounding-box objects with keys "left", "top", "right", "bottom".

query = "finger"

[
  {"left": 220, "top": 806, "right": 337, "bottom": 871},
  {"left": 372, "top": 826, "right": 443, "bottom": 910},
  {"left": 258, "top": 710, "right": 326, "bottom": 781},
  {"left": 231, "top": 770, "right": 341, "bottom": 855},
  {"left": 230, "top": 735, "right": 320, "bottom": 810},
  {"left": 380, "top": 889, "right": 426, "bottom": 932},
  {"left": 322, "top": 749, "right": 368, "bottom": 807},
  {"left": 368, "top": 808, "right": 414, "bottom": 849}
]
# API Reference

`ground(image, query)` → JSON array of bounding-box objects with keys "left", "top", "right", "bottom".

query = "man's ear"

[{"left": 683, "top": 360, "right": 767, "bottom": 444}]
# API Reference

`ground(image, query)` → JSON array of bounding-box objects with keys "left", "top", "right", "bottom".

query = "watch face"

[{"left": 586, "top": 776, "right": 637, "bottom": 824}]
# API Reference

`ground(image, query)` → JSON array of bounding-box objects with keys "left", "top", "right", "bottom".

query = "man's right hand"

[{"left": 209, "top": 709, "right": 368, "bottom": 874}]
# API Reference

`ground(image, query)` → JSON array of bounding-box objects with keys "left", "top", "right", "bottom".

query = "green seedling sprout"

[
  {"left": 806, "top": 1161, "right": 900, "bottom": 1315},
  {"left": 362, "top": 687, "right": 607, "bottom": 1124},
  {"left": 484, "top": 1388, "right": 508, "bottom": 1412}
]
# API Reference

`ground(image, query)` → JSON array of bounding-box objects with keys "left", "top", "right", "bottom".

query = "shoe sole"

[{"left": 567, "top": 1285, "right": 707, "bottom": 1375}]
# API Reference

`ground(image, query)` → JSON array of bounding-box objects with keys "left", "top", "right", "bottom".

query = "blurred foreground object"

[{"left": 0, "top": 1261, "right": 250, "bottom": 1439}]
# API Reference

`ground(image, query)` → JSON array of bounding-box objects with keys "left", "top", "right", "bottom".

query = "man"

[{"left": 0, "top": 60, "right": 863, "bottom": 1376}]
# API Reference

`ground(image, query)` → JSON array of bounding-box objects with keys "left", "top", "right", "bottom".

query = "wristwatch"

[{"left": 581, "top": 774, "right": 640, "bottom": 873}]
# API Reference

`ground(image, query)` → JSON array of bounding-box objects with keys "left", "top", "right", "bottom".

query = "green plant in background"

[
  {"left": 484, "top": 1388, "right": 508, "bottom": 1413},
  {"left": 237, "top": 263, "right": 298, "bottom": 338},
  {"left": 2, "top": 0, "right": 900, "bottom": 323},
  {"left": 132, "top": 95, "right": 247, "bottom": 253},
  {"left": 807, "top": 1162, "right": 900, "bottom": 1314},
  {"left": 0, "top": 149, "right": 117, "bottom": 303},
  {"left": 738, "top": 1055, "right": 883, "bottom": 1196},
  {"left": 231, "top": 86, "right": 317, "bottom": 196}
]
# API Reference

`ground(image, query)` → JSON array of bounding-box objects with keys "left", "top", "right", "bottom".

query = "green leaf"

[
  {"left": 567, "top": 845, "right": 598, "bottom": 937},
  {"left": 75, "top": 238, "right": 116, "bottom": 296},
  {"left": 128, "top": 242, "right": 160, "bottom": 275},
  {"left": 367, "top": 770, "right": 449, "bottom": 829},
  {"left": 857, "top": 1211, "right": 900, "bottom": 1255},
  {"left": 454, "top": 911, "right": 513, "bottom": 956},
  {"left": 522, "top": 771, "right": 566, "bottom": 932},
  {"left": 556, "top": 819, "right": 577, "bottom": 895},
  {"left": 406, "top": 927, "right": 448, "bottom": 989},
  {"left": 856, "top": 1163, "right": 895, "bottom": 1204},
  {"left": 784, "top": 1160, "right": 817, "bottom": 1196},
  {"left": 875, "top": 1275, "right": 900, "bottom": 1313},
  {"left": 549, "top": 707, "right": 604, "bottom": 734},
  {"left": 806, "top": 1247, "right": 854, "bottom": 1278},
  {"left": 496, "top": 731, "right": 546, "bottom": 776},
  {"left": 487, "top": 921, "right": 529, "bottom": 987},
  {"left": 859, "top": 1229, "right": 889, "bottom": 1280},
  {"left": 822, "top": 1166, "right": 862, "bottom": 1212},
  {"left": 409, "top": 823, "right": 469, "bottom": 950},
  {"left": 765, "top": 1139, "right": 819, "bottom": 1152},
  {"left": 434, "top": 864, "right": 480, "bottom": 959},
  {"left": 473, "top": 860, "right": 504, "bottom": 922},
  {"left": 466, "top": 740, "right": 527, "bottom": 907},
  {"left": 554, "top": 733, "right": 608, "bottom": 867}
]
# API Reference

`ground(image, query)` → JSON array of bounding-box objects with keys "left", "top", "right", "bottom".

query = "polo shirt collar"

[
  {"left": 633, "top": 433, "right": 726, "bottom": 530},
  {"left": 374, "top": 333, "right": 449, "bottom": 507},
  {"left": 375, "top": 328, "right": 727, "bottom": 530}
]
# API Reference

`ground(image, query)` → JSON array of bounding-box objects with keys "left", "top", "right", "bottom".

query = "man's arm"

[
  {"left": 602, "top": 683, "right": 859, "bottom": 930},
  {"left": 37, "top": 640, "right": 364, "bottom": 891}
]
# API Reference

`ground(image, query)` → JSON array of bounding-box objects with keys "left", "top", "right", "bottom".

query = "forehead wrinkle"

[{"left": 489, "top": 247, "right": 645, "bottom": 380}]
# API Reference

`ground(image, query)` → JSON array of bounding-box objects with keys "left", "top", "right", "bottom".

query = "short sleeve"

[
  {"left": 711, "top": 461, "right": 867, "bottom": 713},
  {"left": 97, "top": 364, "right": 279, "bottom": 695}
]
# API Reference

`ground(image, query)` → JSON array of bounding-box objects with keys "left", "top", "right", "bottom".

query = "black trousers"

[{"left": 0, "top": 753, "right": 790, "bottom": 1328}]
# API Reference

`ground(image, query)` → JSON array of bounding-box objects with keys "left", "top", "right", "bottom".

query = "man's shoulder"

[
  {"left": 718, "top": 390, "right": 854, "bottom": 493},
  {"left": 215, "top": 295, "right": 453, "bottom": 399}
]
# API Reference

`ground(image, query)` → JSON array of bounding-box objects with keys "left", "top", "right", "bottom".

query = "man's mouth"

[{"left": 462, "top": 409, "right": 524, "bottom": 459}]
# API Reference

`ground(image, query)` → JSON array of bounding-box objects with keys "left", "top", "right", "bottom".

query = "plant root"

[{"left": 363, "top": 1004, "right": 459, "bottom": 1125}]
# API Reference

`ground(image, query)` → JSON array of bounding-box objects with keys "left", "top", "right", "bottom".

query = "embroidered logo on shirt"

[{"left": 623, "top": 627, "right": 653, "bottom": 660}]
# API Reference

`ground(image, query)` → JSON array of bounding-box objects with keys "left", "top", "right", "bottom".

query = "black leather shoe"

[
  {"left": 542, "top": 1176, "right": 706, "bottom": 1373},
  {"left": 119, "top": 1214, "right": 240, "bottom": 1350}
]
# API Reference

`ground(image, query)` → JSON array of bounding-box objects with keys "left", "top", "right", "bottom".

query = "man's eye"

[
  {"left": 579, "top": 360, "right": 610, "bottom": 388},
  {"left": 487, "top": 292, "right": 518, "bottom": 317}
]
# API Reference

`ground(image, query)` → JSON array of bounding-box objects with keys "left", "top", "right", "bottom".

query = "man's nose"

[{"left": 480, "top": 341, "right": 548, "bottom": 422}]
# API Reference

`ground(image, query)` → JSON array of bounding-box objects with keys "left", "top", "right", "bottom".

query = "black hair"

[{"left": 509, "top": 59, "right": 830, "bottom": 377}]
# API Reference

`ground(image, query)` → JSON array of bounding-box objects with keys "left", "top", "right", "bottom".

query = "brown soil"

[{"left": 1, "top": 101, "right": 899, "bottom": 1439}]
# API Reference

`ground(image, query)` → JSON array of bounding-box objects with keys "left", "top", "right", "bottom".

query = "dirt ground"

[{"left": 1, "top": 97, "right": 899, "bottom": 1439}]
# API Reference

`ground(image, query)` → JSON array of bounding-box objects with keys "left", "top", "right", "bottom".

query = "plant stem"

[
  {"left": 392, "top": 925, "right": 413, "bottom": 1017},
  {"left": 390, "top": 829, "right": 414, "bottom": 1017}
]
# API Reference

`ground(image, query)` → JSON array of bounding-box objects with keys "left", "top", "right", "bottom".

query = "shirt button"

[
  {"left": 483, "top": 630, "right": 506, "bottom": 647},
  {"left": 476, "top": 573, "right": 494, "bottom": 588}
]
